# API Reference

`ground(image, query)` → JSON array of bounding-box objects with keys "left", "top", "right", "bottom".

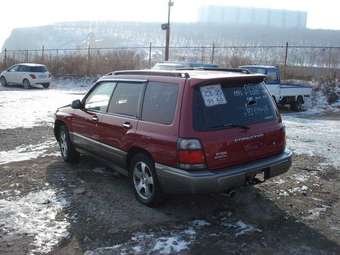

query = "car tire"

[
  {"left": 292, "top": 96, "right": 303, "bottom": 112},
  {"left": 130, "top": 153, "right": 163, "bottom": 207},
  {"left": 23, "top": 79, "right": 31, "bottom": 89},
  {"left": 0, "top": 76, "right": 7, "bottom": 87},
  {"left": 58, "top": 125, "right": 79, "bottom": 163},
  {"left": 43, "top": 83, "right": 50, "bottom": 89}
]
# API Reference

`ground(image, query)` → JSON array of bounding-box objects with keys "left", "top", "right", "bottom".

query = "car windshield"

[
  {"left": 28, "top": 66, "right": 48, "bottom": 72},
  {"left": 193, "top": 82, "right": 277, "bottom": 131}
]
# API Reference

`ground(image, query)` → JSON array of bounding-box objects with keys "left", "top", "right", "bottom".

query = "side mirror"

[{"left": 71, "top": 99, "right": 82, "bottom": 109}]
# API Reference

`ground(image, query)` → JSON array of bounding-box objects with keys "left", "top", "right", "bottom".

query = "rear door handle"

[
  {"left": 92, "top": 115, "right": 99, "bottom": 122},
  {"left": 122, "top": 122, "right": 132, "bottom": 129}
]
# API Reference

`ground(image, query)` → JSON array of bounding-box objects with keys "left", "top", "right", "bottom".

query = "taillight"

[
  {"left": 30, "top": 74, "right": 36, "bottom": 79},
  {"left": 177, "top": 138, "right": 206, "bottom": 170}
]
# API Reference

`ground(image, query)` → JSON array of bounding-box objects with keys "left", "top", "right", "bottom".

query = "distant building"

[{"left": 198, "top": 6, "right": 307, "bottom": 29}]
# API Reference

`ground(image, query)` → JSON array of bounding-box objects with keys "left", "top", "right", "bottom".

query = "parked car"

[
  {"left": 0, "top": 63, "right": 51, "bottom": 89},
  {"left": 152, "top": 61, "right": 219, "bottom": 70},
  {"left": 240, "top": 65, "right": 312, "bottom": 111},
  {"left": 54, "top": 69, "right": 292, "bottom": 206}
]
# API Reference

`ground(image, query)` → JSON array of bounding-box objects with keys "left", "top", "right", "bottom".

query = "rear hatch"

[
  {"left": 29, "top": 66, "right": 49, "bottom": 79},
  {"left": 191, "top": 80, "right": 285, "bottom": 170}
]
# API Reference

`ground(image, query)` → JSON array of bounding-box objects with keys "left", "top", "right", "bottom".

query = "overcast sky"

[{"left": 0, "top": 0, "right": 339, "bottom": 48}]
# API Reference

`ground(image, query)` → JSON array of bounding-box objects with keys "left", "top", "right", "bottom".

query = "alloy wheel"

[
  {"left": 59, "top": 129, "right": 69, "bottom": 158},
  {"left": 133, "top": 161, "right": 154, "bottom": 200}
]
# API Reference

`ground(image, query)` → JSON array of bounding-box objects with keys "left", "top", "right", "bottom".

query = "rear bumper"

[
  {"left": 31, "top": 78, "right": 51, "bottom": 85},
  {"left": 155, "top": 149, "right": 292, "bottom": 194}
]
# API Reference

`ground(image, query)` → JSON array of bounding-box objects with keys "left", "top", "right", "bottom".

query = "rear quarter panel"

[{"left": 134, "top": 77, "right": 186, "bottom": 167}]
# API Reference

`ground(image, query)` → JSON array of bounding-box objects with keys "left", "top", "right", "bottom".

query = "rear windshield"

[
  {"left": 28, "top": 66, "right": 48, "bottom": 72},
  {"left": 193, "top": 82, "right": 277, "bottom": 131}
]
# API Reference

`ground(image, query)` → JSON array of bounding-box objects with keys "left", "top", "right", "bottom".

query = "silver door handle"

[
  {"left": 122, "top": 122, "right": 131, "bottom": 129},
  {"left": 92, "top": 116, "right": 98, "bottom": 121}
]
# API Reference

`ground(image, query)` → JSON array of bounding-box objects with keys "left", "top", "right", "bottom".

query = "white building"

[{"left": 198, "top": 6, "right": 307, "bottom": 29}]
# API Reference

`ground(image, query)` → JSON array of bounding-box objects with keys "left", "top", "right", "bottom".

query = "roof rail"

[
  {"left": 175, "top": 67, "right": 250, "bottom": 74},
  {"left": 113, "top": 70, "right": 190, "bottom": 78}
]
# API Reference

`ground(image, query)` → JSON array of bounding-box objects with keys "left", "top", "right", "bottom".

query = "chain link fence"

[{"left": 1, "top": 43, "right": 339, "bottom": 80}]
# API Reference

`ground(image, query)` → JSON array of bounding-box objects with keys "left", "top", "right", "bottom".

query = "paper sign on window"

[{"left": 200, "top": 84, "right": 227, "bottom": 107}]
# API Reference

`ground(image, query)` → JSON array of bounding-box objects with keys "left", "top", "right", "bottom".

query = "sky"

[{"left": 0, "top": 0, "right": 339, "bottom": 48}]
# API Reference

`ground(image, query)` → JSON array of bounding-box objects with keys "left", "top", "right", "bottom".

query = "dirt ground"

[{"left": 0, "top": 83, "right": 340, "bottom": 255}]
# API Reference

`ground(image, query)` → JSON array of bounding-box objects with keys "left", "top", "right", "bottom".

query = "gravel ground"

[{"left": 0, "top": 82, "right": 340, "bottom": 255}]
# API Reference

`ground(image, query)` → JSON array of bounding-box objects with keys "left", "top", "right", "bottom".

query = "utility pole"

[{"left": 162, "top": 0, "right": 174, "bottom": 61}]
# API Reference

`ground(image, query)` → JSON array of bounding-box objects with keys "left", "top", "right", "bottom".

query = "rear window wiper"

[{"left": 210, "top": 123, "right": 250, "bottom": 130}]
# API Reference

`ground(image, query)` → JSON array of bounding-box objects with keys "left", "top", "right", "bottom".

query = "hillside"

[{"left": 3, "top": 21, "right": 340, "bottom": 50}]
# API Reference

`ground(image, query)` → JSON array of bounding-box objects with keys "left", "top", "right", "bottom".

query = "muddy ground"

[{"left": 0, "top": 84, "right": 339, "bottom": 255}]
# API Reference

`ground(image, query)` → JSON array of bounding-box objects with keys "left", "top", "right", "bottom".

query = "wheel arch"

[
  {"left": 54, "top": 119, "right": 66, "bottom": 141},
  {"left": 22, "top": 77, "right": 30, "bottom": 83},
  {"left": 126, "top": 147, "right": 154, "bottom": 170},
  {"left": 297, "top": 95, "right": 304, "bottom": 104},
  {"left": 0, "top": 76, "right": 7, "bottom": 85}
]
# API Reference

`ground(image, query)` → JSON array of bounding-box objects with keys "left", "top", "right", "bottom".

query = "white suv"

[{"left": 0, "top": 63, "right": 51, "bottom": 89}]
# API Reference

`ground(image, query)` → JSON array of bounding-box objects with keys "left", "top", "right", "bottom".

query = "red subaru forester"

[{"left": 54, "top": 69, "right": 292, "bottom": 206}]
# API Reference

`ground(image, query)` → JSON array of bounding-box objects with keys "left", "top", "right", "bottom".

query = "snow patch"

[
  {"left": 223, "top": 220, "right": 262, "bottom": 237},
  {"left": 85, "top": 232, "right": 192, "bottom": 255},
  {"left": 0, "top": 140, "right": 57, "bottom": 165},
  {"left": 278, "top": 190, "right": 289, "bottom": 197},
  {"left": 284, "top": 115, "right": 340, "bottom": 167},
  {"left": 291, "top": 173, "right": 310, "bottom": 183},
  {"left": 0, "top": 189, "right": 70, "bottom": 254},
  {"left": 85, "top": 219, "right": 208, "bottom": 255},
  {"left": 191, "top": 219, "right": 211, "bottom": 227},
  {"left": 278, "top": 185, "right": 308, "bottom": 198},
  {"left": 274, "top": 179, "right": 286, "bottom": 185},
  {"left": 303, "top": 205, "right": 330, "bottom": 220},
  {"left": 306, "top": 90, "right": 340, "bottom": 114},
  {"left": 288, "top": 185, "right": 309, "bottom": 194},
  {"left": 0, "top": 87, "right": 85, "bottom": 130},
  {"left": 152, "top": 236, "right": 190, "bottom": 254}
]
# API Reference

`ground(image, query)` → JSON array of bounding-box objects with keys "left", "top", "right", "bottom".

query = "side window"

[
  {"left": 21, "top": 66, "right": 30, "bottom": 72},
  {"left": 17, "top": 66, "right": 26, "bottom": 72},
  {"left": 108, "top": 82, "right": 144, "bottom": 117},
  {"left": 267, "top": 69, "right": 278, "bottom": 82},
  {"left": 85, "top": 82, "right": 115, "bottom": 112},
  {"left": 142, "top": 82, "right": 179, "bottom": 124},
  {"left": 8, "top": 65, "right": 19, "bottom": 72}
]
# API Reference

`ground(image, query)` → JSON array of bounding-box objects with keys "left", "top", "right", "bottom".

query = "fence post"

[
  {"left": 55, "top": 49, "right": 59, "bottom": 75},
  {"left": 4, "top": 48, "right": 7, "bottom": 66},
  {"left": 25, "top": 49, "right": 29, "bottom": 62},
  {"left": 328, "top": 47, "right": 335, "bottom": 80},
  {"left": 87, "top": 46, "right": 91, "bottom": 76},
  {"left": 149, "top": 42, "right": 152, "bottom": 68},
  {"left": 283, "top": 42, "right": 289, "bottom": 80},
  {"left": 201, "top": 46, "right": 205, "bottom": 63},
  {"left": 41, "top": 45, "right": 45, "bottom": 62},
  {"left": 211, "top": 43, "right": 215, "bottom": 64}
]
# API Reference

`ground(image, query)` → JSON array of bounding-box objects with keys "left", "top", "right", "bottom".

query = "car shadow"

[
  {"left": 0, "top": 84, "right": 45, "bottom": 91},
  {"left": 46, "top": 156, "right": 340, "bottom": 254}
]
